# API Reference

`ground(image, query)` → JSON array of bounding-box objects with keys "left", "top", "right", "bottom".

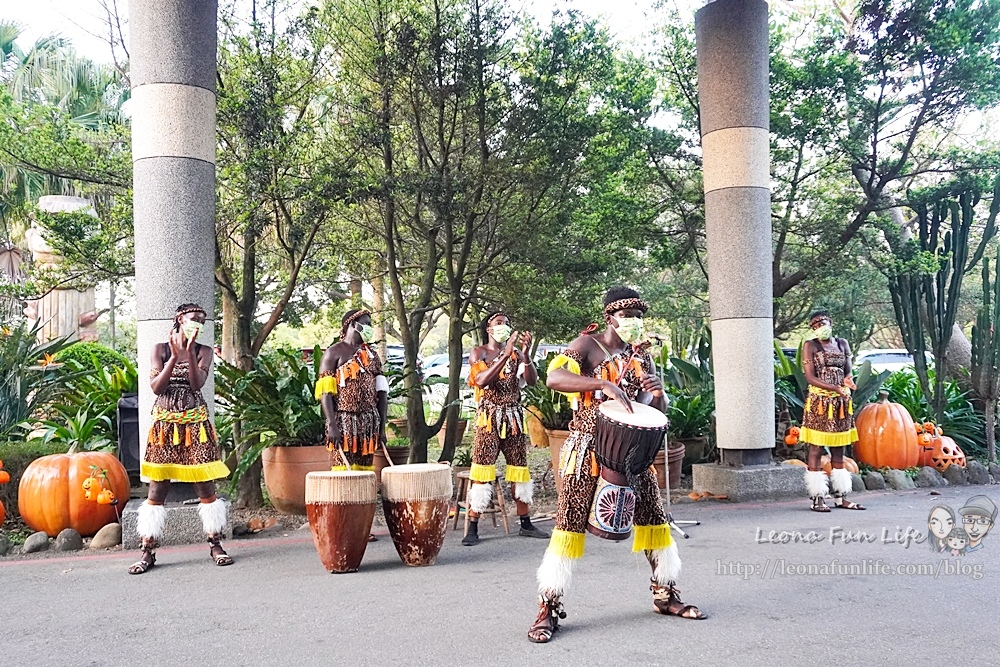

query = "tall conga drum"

[
  {"left": 306, "top": 470, "right": 377, "bottom": 573},
  {"left": 588, "top": 401, "right": 667, "bottom": 541},
  {"left": 380, "top": 463, "right": 453, "bottom": 566}
]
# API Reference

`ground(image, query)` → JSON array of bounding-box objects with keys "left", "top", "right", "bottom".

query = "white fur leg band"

[
  {"left": 136, "top": 502, "right": 167, "bottom": 541},
  {"left": 805, "top": 469, "right": 829, "bottom": 498},
  {"left": 537, "top": 549, "right": 574, "bottom": 597},
  {"left": 469, "top": 482, "right": 493, "bottom": 514},
  {"left": 513, "top": 480, "right": 534, "bottom": 506},
  {"left": 830, "top": 467, "right": 853, "bottom": 495},
  {"left": 650, "top": 543, "right": 682, "bottom": 585},
  {"left": 198, "top": 498, "right": 228, "bottom": 536}
]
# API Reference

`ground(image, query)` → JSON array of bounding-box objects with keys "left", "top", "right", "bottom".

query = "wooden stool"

[{"left": 453, "top": 470, "right": 509, "bottom": 535}]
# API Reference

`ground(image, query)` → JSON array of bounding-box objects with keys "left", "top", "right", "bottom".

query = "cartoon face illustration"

[
  {"left": 959, "top": 495, "right": 997, "bottom": 548},
  {"left": 928, "top": 505, "right": 955, "bottom": 541},
  {"left": 946, "top": 527, "right": 969, "bottom": 553}
]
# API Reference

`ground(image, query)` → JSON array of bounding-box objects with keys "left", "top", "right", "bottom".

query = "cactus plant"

[{"left": 971, "top": 247, "right": 1000, "bottom": 463}]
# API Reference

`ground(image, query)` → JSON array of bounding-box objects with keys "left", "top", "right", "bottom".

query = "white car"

[
  {"left": 854, "top": 349, "right": 933, "bottom": 374},
  {"left": 423, "top": 353, "right": 471, "bottom": 381}
]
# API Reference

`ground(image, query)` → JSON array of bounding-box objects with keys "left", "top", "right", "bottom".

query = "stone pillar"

[
  {"left": 697, "top": 0, "right": 774, "bottom": 467},
  {"left": 130, "top": 0, "right": 218, "bottom": 481}
]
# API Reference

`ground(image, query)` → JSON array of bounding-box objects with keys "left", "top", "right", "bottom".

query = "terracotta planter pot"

[
  {"left": 437, "top": 420, "right": 468, "bottom": 447},
  {"left": 387, "top": 418, "right": 410, "bottom": 439},
  {"left": 545, "top": 429, "right": 571, "bottom": 496},
  {"left": 373, "top": 446, "right": 411, "bottom": 486},
  {"left": 655, "top": 441, "right": 685, "bottom": 491},
  {"left": 262, "top": 445, "right": 332, "bottom": 515}
]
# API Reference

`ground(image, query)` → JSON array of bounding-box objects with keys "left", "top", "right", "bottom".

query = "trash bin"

[{"left": 117, "top": 393, "right": 140, "bottom": 478}]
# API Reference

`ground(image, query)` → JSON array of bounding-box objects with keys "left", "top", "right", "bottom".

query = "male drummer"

[
  {"left": 528, "top": 287, "right": 706, "bottom": 644},
  {"left": 316, "top": 309, "right": 389, "bottom": 540}
]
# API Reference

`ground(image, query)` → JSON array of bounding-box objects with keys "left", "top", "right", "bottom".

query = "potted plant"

[
  {"left": 664, "top": 390, "right": 714, "bottom": 489},
  {"left": 215, "top": 348, "right": 329, "bottom": 515},
  {"left": 523, "top": 353, "right": 574, "bottom": 495},
  {"left": 374, "top": 436, "right": 412, "bottom": 484}
]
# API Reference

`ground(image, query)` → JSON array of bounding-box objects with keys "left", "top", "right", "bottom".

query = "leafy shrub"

[
  {"left": 0, "top": 322, "right": 78, "bottom": 439},
  {"left": 0, "top": 440, "right": 66, "bottom": 526},
  {"left": 55, "top": 342, "right": 128, "bottom": 370},
  {"left": 882, "top": 370, "right": 984, "bottom": 454}
]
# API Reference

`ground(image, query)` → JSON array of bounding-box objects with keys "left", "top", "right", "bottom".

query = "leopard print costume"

[
  {"left": 470, "top": 353, "right": 529, "bottom": 483},
  {"left": 325, "top": 344, "right": 384, "bottom": 470},
  {"left": 553, "top": 347, "right": 667, "bottom": 535}
]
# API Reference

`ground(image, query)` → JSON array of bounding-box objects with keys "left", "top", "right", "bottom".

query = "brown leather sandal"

[
  {"left": 834, "top": 496, "right": 865, "bottom": 510},
  {"left": 528, "top": 597, "right": 565, "bottom": 643},
  {"left": 652, "top": 582, "right": 707, "bottom": 620},
  {"left": 128, "top": 541, "right": 157, "bottom": 575},
  {"left": 811, "top": 496, "right": 831, "bottom": 513},
  {"left": 208, "top": 536, "right": 234, "bottom": 566}
]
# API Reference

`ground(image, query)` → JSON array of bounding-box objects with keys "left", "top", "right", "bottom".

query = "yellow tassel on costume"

[
  {"left": 500, "top": 422, "right": 507, "bottom": 439},
  {"left": 173, "top": 424, "right": 180, "bottom": 445},
  {"left": 549, "top": 529, "right": 585, "bottom": 559},
  {"left": 848, "top": 402, "right": 854, "bottom": 415},
  {"left": 548, "top": 354, "right": 582, "bottom": 404},
  {"left": 314, "top": 375, "right": 338, "bottom": 400},
  {"left": 566, "top": 451, "right": 577, "bottom": 476},
  {"left": 828, "top": 402, "right": 834, "bottom": 419},
  {"left": 506, "top": 465, "right": 531, "bottom": 484},
  {"left": 470, "top": 463, "right": 497, "bottom": 483},
  {"left": 633, "top": 524, "right": 673, "bottom": 552},
  {"left": 199, "top": 423, "right": 208, "bottom": 443}
]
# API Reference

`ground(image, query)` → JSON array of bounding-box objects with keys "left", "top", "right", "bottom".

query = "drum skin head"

[{"left": 599, "top": 400, "right": 668, "bottom": 429}]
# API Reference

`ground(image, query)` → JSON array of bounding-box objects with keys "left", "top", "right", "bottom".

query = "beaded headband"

[
  {"left": 603, "top": 297, "right": 649, "bottom": 316},
  {"left": 175, "top": 305, "right": 206, "bottom": 318},
  {"left": 340, "top": 309, "right": 372, "bottom": 338}
]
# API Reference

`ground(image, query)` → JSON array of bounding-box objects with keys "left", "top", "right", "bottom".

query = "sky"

[{"left": 2, "top": 0, "right": 708, "bottom": 64}]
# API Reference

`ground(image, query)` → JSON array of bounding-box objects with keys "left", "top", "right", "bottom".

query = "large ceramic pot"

[
  {"left": 545, "top": 429, "right": 571, "bottom": 496},
  {"left": 374, "top": 446, "right": 411, "bottom": 485},
  {"left": 654, "top": 442, "right": 686, "bottom": 491},
  {"left": 387, "top": 419, "right": 410, "bottom": 439},
  {"left": 262, "top": 445, "right": 333, "bottom": 515},
  {"left": 436, "top": 420, "right": 468, "bottom": 447}
]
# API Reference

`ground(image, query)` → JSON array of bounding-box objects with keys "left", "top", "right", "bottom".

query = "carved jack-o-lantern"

[{"left": 929, "top": 436, "right": 966, "bottom": 472}]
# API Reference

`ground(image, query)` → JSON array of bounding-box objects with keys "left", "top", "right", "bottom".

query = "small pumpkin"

[
  {"left": 784, "top": 434, "right": 798, "bottom": 445},
  {"left": 18, "top": 450, "right": 129, "bottom": 537},
  {"left": 788, "top": 426, "right": 801, "bottom": 437},
  {"left": 0, "top": 459, "right": 8, "bottom": 525},
  {"left": 821, "top": 455, "right": 859, "bottom": 475},
  {"left": 913, "top": 423, "right": 923, "bottom": 434},
  {"left": 0, "top": 470, "right": 9, "bottom": 485},
  {"left": 922, "top": 421, "right": 935, "bottom": 433},
  {"left": 920, "top": 432, "right": 932, "bottom": 445},
  {"left": 855, "top": 391, "right": 920, "bottom": 470}
]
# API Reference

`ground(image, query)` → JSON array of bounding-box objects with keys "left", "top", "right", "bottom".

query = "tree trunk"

[
  {"left": 987, "top": 399, "right": 996, "bottom": 463},
  {"left": 373, "top": 273, "right": 387, "bottom": 361},
  {"left": 438, "top": 304, "right": 465, "bottom": 463}
]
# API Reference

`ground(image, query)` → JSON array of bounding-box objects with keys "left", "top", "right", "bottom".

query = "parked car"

[
  {"left": 534, "top": 343, "right": 569, "bottom": 362},
  {"left": 854, "top": 349, "right": 933, "bottom": 374},
  {"left": 424, "top": 353, "right": 471, "bottom": 381}
]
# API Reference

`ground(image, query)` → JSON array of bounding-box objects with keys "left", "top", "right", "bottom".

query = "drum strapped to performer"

[{"left": 587, "top": 401, "right": 668, "bottom": 541}]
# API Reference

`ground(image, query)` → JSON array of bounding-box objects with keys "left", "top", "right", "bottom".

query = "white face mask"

[
  {"left": 181, "top": 321, "right": 203, "bottom": 341},
  {"left": 490, "top": 324, "right": 512, "bottom": 343},
  {"left": 613, "top": 317, "right": 644, "bottom": 344}
]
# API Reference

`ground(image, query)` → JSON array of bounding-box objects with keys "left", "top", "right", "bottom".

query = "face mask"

[
  {"left": 490, "top": 324, "right": 512, "bottom": 343},
  {"left": 614, "top": 317, "right": 644, "bottom": 344},
  {"left": 813, "top": 324, "right": 832, "bottom": 341},
  {"left": 355, "top": 323, "right": 375, "bottom": 344},
  {"left": 181, "top": 321, "right": 203, "bottom": 341}
]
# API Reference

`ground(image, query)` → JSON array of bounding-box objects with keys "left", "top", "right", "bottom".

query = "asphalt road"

[{"left": 3, "top": 485, "right": 998, "bottom": 667}]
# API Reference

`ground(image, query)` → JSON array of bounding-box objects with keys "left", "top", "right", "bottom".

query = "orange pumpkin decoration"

[
  {"left": 913, "top": 423, "right": 923, "bottom": 434},
  {"left": 922, "top": 422, "right": 935, "bottom": 433},
  {"left": 919, "top": 432, "right": 932, "bottom": 445},
  {"left": 855, "top": 391, "right": 920, "bottom": 470},
  {"left": 0, "top": 459, "right": 8, "bottom": 525},
  {"left": 784, "top": 434, "right": 798, "bottom": 445},
  {"left": 927, "top": 436, "right": 966, "bottom": 472},
  {"left": 821, "top": 455, "right": 859, "bottom": 475},
  {"left": 18, "top": 451, "right": 129, "bottom": 537},
  {"left": 788, "top": 426, "right": 801, "bottom": 437}
]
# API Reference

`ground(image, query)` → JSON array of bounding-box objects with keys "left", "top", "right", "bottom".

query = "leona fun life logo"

[{"left": 928, "top": 495, "right": 997, "bottom": 556}]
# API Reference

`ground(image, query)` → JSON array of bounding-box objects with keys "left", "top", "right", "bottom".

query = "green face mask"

[
  {"left": 356, "top": 323, "right": 375, "bottom": 344},
  {"left": 614, "top": 317, "right": 645, "bottom": 344},
  {"left": 490, "top": 324, "right": 512, "bottom": 343},
  {"left": 181, "top": 321, "right": 203, "bottom": 342},
  {"left": 813, "top": 324, "right": 832, "bottom": 341}
]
